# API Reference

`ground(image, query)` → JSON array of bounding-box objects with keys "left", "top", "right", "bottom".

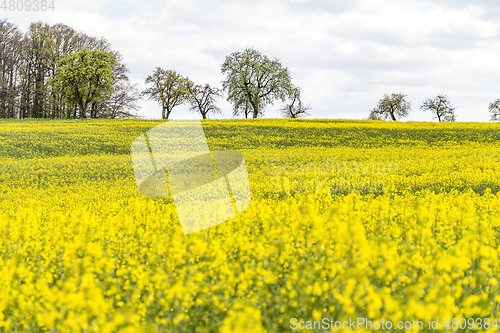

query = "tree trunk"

[
  {"left": 33, "top": 68, "right": 43, "bottom": 118},
  {"left": 390, "top": 112, "right": 396, "bottom": 121},
  {"left": 246, "top": 89, "right": 259, "bottom": 119},
  {"left": 21, "top": 61, "right": 32, "bottom": 118},
  {"left": 252, "top": 105, "right": 258, "bottom": 118},
  {"left": 162, "top": 105, "right": 166, "bottom": 119},
  {"left": 8, "top": 67, "right": 15, "bottom": 118},
  {"left": 91, "top": 101, "right": 97, "bottom": 118},
  {"left": 78, "top": 101, "right": 86, "bottom": 119}
]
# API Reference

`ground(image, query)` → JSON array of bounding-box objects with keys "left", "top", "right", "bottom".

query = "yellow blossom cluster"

[{"left": 0, "top": 119, "right": 499, "bottom": 332}]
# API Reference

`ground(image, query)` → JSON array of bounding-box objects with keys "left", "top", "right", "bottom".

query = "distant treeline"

[{"left": 0, "top": 20, "right": 140, "bottom": 119}]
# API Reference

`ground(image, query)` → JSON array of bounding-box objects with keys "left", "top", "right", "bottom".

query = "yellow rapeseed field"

[{"left": 1, "top": 119, "right": 500, "bottom": 332}]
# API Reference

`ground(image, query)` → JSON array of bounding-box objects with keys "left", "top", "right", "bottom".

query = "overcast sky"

[{"left": 4, "top": 0, "right": 500, "bottom": 121}]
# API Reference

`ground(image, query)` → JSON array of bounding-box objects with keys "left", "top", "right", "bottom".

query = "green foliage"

[
  {"left": 221, "top": 48, "right": 294, "bottom": 119},
  {"left": 142, "top": 68, "right": 189, "bottom": 119},
  {"left": 369, "top": 93, "right": 411, "bottom": 121},
  {"left": 50, "top": 47, "right": 116, "bottom": 118}
]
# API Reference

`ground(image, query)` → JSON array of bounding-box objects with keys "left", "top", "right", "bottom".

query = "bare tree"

[
  {"left": 89, "top": 52, "right": 141, "bottom": 119},
  {"left": 369, "top": 93, "right": 411, "bottom": 121},
  {"left": 420, "top": 95, "right": 457, "bottom": 122},
  {"left": 367, "top": 113, "right": 384, "bottom": 120},
  {"left": 279, "top": 86, "right": 310, "bottom": 119},
  {"left": 488, "top": 99, "right": 500, "bottom": 122},
  {"left": 99, "top": 81, "right": 140, "bottom": 118},
  {"left": 185, "top": 79, "right": 222, "bottom": 119},
  {"left": 27, "top": 22, "right": 59, "bottom": 118},
  {"left": 96, "top": 72, "right": 141, "bottom": 119},
  {"left": 0, "top": 20, "right": 23, "bottom": 118}
]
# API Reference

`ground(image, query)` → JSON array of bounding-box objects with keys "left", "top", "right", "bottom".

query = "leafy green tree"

[
  {"left": 221, "top": 48, "right": 293, "bottom": 119},
  {"left": 420, "top": 95, "right": 457, "bottom": 122},
  {"left": 488, "top": 99, "right": 500, "bottom": 122},
  {"left": 369, "top": 93, "right": 411, "bottom": 121},
  {"left": 185, "top": 79, "right": 222, "bottom": 119},
  {"left": 51, "top": 47, "right": 116, "bottom": 118},
  {"left": 279, "top": 86, "right": 311, "bottom": 119},
  {"left": 142, "top": 68, "right": 189, "bottom": 119}
]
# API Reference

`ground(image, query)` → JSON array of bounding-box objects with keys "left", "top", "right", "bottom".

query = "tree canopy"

[
  {"left": 221, "top": 48, "right": 293, "bottom": 119},
  {"left": 0, "top": 20, "right": 139, "bottom": 119},
  {"left": 51, "top": 47, "right": 116, "bottom": 118},
  {"left": 142, "top": 68, "right": 189, "bottom": 119},
  {"left": 369, "top": 93, "right": 411, "bottom": 121},
  {"left": 420, "top": 95, "right": 457, "bottom": 122}
]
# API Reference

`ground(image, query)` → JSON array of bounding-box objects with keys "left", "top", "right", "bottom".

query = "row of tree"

[
  {"left": 0, "top": 19, "right": 140, "bottom": 119},
  {"left": 0, "top": 20, "right": 310, "bottom": 120},
  {"left": 0, "top": 20, "right": 310, "bottom": 121},
  {"left": 142, "top": 48, "right": 312, "bottom": 119},
  {"left": 142, "top": 68, "right": 222, "bottom": 120},
  {"left": 368, "top": 93, "right": 500, "bottom": 122},
  {"left": 12, "top": 19, "right": 500, "bottom": 122}
]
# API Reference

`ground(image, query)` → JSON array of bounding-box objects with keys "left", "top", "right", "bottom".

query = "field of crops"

[{"left": 1, "top": 119, "right": 500, "bottom": 332}]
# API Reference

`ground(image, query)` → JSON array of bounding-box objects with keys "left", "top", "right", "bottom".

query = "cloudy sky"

[{"left": 5, "top": 0, "right": 500, "bottom": 121}]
